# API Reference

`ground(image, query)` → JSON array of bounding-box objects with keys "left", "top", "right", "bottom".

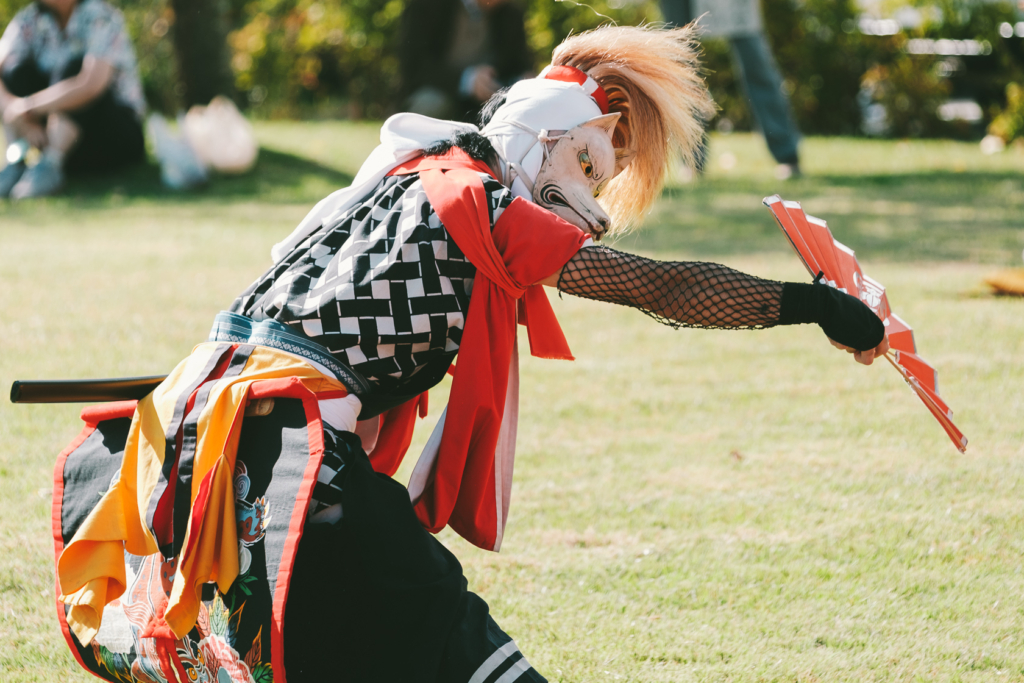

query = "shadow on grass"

[
  {"left": 662, "top": 169, "right": 1023, "bottom": 197},
  {"left": 15, "top": 150, "right": 1022, "bottom": 265},
  {"left": 60, "top": 147, "right": 354, "bottom": 206},
  {"left": 807, "top": 169, "right": 1023, "bottom": 191}
]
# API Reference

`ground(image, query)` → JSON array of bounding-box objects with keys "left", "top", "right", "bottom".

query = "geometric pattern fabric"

[{"left": 233, "top": 172, "right": 514, "bottom": 397}]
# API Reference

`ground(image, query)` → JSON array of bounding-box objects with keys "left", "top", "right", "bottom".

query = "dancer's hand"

[
  {"left": 779, "top": 283, "right": 886, "bottom": 353},
  {"left": 829, "top": 335, "right": 889, "bottom": 366},
  {"left": 3, "top": 98, "right": 45, "bottom": 147},
  {"left": 3, "top": 96, "right": 33, "bottom": 127}
]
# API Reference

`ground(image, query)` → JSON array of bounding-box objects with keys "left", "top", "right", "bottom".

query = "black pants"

[
  {"left": 658, "top": 0, "right": 801, "bottom": 165},
  {"left": 1, "top": 57, "right": 145, "bottom": 175},
  {"left": 284, "top": 431, "right": 546, "bottom": 683}
]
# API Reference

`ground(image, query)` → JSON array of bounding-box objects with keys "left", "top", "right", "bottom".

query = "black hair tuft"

[
  {"left": 478, "top": 87, "right": 511, "bottom": 127},
  {"left": 423, "top": 131, "right": 497, "bottom": 163}
]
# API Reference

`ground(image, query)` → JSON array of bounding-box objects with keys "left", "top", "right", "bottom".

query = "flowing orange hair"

[{"left": 551, "top": 24, "right": 715, "bottom": 231}]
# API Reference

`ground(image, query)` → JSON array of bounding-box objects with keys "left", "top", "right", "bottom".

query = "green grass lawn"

[{"left": 1, "top": 126, "right": 1023, "bottom": 682}]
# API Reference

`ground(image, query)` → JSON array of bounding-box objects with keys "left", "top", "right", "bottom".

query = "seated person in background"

[
  {"left": 0, "top": 0, "right": 146, "bottom": 199},
  {"left": 399, "top": 0, "right": 532, "bottom": 122}
]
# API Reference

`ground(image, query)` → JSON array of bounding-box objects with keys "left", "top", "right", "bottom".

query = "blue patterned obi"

[{"left": 208, "top": 311, "right": 370, "bottom": 397}]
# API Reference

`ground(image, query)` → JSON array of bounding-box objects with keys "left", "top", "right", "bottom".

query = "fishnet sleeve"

[{"left": 556, "top": 246, "right": 784, "bottom": 330}]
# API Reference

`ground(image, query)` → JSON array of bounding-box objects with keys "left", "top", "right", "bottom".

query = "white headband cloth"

[
  {"left": 537, "top": 65, "right": 610, "bottom": 114},
  {"left": 481, "top": 68, "right": 607, "bottom": 199}
]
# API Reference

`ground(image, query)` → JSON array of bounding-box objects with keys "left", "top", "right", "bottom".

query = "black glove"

[{"left": 778, "top": 282, "right": 885, "bottom": 351}]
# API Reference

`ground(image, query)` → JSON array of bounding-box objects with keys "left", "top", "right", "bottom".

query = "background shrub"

[{"left": 0, "top": 0, "right": 1022, "bottom": 138}]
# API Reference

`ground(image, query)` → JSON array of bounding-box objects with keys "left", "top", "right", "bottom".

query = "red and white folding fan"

[{"left": 763, "top": 195, "right": 967, "bottom": 453}]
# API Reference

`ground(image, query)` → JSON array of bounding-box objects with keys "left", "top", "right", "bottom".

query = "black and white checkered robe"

[
  {"left": 232, "top": 172, "right": 515, "bottom": 512},
  {"left": 234, "top": 171, "right": 549, "bottom": 683},
  {"left": 233, "top": 171, "right": 515, "bottom": 394}
]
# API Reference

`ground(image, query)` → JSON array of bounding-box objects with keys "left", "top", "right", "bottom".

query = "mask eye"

[{"left": 578, "top": 151, "right": 594, "bottom": 178}]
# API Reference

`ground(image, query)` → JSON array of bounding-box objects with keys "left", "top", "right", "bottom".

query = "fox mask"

[{"left": 532, "top": 113, "right": 635, "bottom": 240}]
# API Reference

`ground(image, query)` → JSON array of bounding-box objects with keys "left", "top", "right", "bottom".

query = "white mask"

[{"left": 531, "top": 113, "right": 635, "bottom": 239}]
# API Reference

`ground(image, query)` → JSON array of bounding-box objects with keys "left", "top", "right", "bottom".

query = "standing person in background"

[
  {"left": 0, "top": 0, "right": 146, "bottom": 199},
  {"left": 662, "top": 0, "right": 802, "bottom": 179},
  {"left": 399, "top": 0, "right": 533, "bottom": 122}
]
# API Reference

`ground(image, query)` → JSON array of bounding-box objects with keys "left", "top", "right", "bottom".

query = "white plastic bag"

[
  {"left": 147, "top": 113, "right": 208, "bottom": 190},
  {"left": 182, "top": 96, "right": 259, "bottom": 174}
]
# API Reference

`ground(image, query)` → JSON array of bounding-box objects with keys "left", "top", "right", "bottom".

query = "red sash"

[{"left": 377, "top": 149, "right": 588, "bottom": 550}]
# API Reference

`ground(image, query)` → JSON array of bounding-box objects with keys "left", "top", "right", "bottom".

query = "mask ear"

[
  {"left": 614, "top": 148, "right": 636, "bottom": 177},
  {"left": 541, "top": 129, "right": 567, "bottom": 153},
  {"left": 582, "top": 113, "right": 621, "bottom": 141}
]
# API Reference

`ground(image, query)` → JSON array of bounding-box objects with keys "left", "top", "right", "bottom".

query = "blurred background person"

[
  {"left": 0, "top": 0, "right": 146, "bottom": 199},
  {"left": 662, "top": 0, "right": 802, "bottom": 178},
  {"left": 398, "top": 0, "right": 532, "bottom": 122}
]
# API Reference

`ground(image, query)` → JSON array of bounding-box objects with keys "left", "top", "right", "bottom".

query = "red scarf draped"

[{"left": 376, "top": 149, "right": 588, "bottom": 550}]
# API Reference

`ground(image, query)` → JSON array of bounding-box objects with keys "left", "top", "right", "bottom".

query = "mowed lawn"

[{"left": 1, "top": 123, "right": 1023, "bottom": 682}]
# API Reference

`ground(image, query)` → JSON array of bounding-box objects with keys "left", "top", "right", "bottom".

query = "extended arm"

[
  {"left": 555, "top": 245, "right": 783, "bottom": 329},
  {"left": 4, "top": 55, "right": 113, "bottom": 121},
  {"left": 549, "top": 245, "right": 887, "bottom": 362}
]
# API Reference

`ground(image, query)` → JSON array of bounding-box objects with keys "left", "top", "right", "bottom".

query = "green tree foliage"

[
  {"left": 766, "top": 0, "right": 883, "bottom": 135},
  {"left": 228, "top": 0, "right": 405, "bottom": 118},
  {"left": 701, "top": 0, "right": 882, "bottom": 136},
  {"left": 989, "top": 81, "right": 1024, "bottom": 141},
  {"left": 922, "top": 0, "right": 1024, "bottom": 113},
  {"left": 166, "top": 0, "right": 1024, "bottom": 136},
  {"left": 1, "top": 0, "right": 1022, "bottom": 137},
  {"left": 704, "top": 0, "right": 1023, "bottom": 138},
  {"left": 125, "top": 1, "right": 182, "bottom": 114},
  {"left": 225, "top": 0, "right": 660, "bottom": 119},
  {"left": 524, "top": 0, "right": 659, "bottom": 64}
]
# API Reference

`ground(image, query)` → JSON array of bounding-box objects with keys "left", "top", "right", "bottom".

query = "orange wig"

[{"left": 551, "top": 24, "right": 715, "bottom": 232}]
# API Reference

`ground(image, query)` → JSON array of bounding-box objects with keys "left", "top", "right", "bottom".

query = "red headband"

[{"left": 540, "top": 65, "right": 610, "bottom": 115}]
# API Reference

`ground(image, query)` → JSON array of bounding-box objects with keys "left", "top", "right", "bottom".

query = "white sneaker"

[
  {"left": 11, "top": 156, "right": 64, "bottom": 199},
  {"left": 0, "top": 160, "right": 26, "bottom": 198},
  {"left": 774, "top": 162, "right": 802, "bottom": 181}
]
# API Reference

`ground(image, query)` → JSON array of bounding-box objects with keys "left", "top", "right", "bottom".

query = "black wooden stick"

[{"left": 10, "top": 376, "right": 168, "bottom": 404}]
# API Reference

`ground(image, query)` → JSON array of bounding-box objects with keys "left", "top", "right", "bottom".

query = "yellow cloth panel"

[{"left": 58, "top": 343, "right": 347, "bottom": 644}]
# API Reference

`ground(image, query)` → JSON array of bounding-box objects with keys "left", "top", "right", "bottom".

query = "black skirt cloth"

[
  {"left": 52, "top": 396, "right": 546, "bottom": 683},
  {"left": 285, "top": 429, "right": 546, "bottom": 683}
]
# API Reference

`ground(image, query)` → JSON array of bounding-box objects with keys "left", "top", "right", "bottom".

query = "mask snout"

[{"left": 531, "top": 123, "right": 619, "bottom": 240}]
